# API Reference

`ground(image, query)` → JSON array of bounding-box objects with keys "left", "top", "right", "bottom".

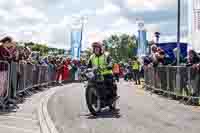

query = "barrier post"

[
  {"left": 9, "top": 62, "right": 18, "bottom": 98},
  {"left": 166, "top": 66, "right": 170, "bottom": 97},
  {"left": 175, "top": 67, "right": 181, "bottom": 98},
  {"left": 187, "top": 67, "right": 192, "bottom": 95}
]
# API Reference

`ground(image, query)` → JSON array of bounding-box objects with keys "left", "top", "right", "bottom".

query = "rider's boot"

[{"left": 109, "top": 103, "right": 120, "bottom": 112}]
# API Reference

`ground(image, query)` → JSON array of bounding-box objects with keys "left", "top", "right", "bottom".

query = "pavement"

[
  {"left": 0, "top": 84, "right": 73, "bottom": 133},
  {"left": 0, "top": 87, "right": 54, "bottom": 133},
  {"left": 0, "top": 93, "right": 42, "bottom": 133},
  {"left": 47, "top": 81, "right": 200, "bottom": 133}
]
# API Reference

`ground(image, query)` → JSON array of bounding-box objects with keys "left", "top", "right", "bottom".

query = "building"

[
  {"left": 188, "top": 0, "right": 200, "bottom": 52},
  {"left": 189, "top": 0, "right": 200, "bottom": 32}
]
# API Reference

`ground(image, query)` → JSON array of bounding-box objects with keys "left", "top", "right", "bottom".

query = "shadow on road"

[{"left": 80, "top": 109, "right": 122, "bottom": 119}]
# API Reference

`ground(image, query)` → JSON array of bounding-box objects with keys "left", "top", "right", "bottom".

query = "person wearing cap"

[{"left": 88, "top": 42, "right": 119, "bottom": 110}]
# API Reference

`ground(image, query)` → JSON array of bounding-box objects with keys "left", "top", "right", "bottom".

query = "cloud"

[
  {"left": 19, "top": 0, "right": 63, "bottom": 9},
  {"left": 110, "top": 0, "right": 186, "bottom": 31},
  {"left": 96, "top": 2, "right": 120, "bottom": 16},
  {"left": 111, "top": 0, "right": 176, "bottom": 11},
  {"left": 0, "top": 0, "right": 188, "bottom": 49},
  {"left": 125, "top": 0, "right": 176, "bottom": 10},
  {"left": 0, "top": 1, "right": 48, "bottom": 28},
  {"left": 111, "top": 17, "right": 130, "bottom": 27}
]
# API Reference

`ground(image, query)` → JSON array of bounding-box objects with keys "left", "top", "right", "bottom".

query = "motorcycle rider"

[{"left": 88, "top": 42, "right": 119, "bottom": 110}]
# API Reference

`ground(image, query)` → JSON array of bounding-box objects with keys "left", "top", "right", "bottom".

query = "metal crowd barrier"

[
  {"left": 0, "top": 60, "right": 77, "bottom": 109},
  {"left": 0, "top": 62, "right": 58, "bottom": 99},
  {"left": 0, "top": 61, "right": 10, "bottom": 107},
  {"left": 17, "top": 64, "right": 57, "bottom": 94},
  {"left": 144, "top": 65, "right": 200, "bottom": 103}
]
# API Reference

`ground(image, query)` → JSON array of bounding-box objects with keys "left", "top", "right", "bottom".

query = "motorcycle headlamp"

[{"left": 86, "top": 71, "right": 95, "bottom": 79}]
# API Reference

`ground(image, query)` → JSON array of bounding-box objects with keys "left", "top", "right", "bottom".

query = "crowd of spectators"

[
  {"left": 142, "top": 44, "right": 200, "bottom": 104},
  {"left": 0, "top": 36, "right": 88, "bottom": 84},
  {"left": 143, "top": 44, "right": 200, "bottom": 69}
]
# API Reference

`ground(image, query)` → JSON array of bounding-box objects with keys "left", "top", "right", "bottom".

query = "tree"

[
  {"left": 103, "top": 34, "right": 137, "bottom": 62},
  {"left": 23, "top": 42, "right": 48, "bottom": 56},
  {"left": 58, "top": 49, "right": 65, "bottom": 55},
  {"left": 24, "top": 42, "right": 35, "bottom": 47}
]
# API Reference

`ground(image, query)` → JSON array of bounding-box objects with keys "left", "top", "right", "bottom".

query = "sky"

[{"left": 0, "top": 0, "right": 188, "bottom": 49}]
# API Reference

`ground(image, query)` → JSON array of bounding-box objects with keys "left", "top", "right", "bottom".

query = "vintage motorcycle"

[{"left": 83, "top": 68, "right": 119, "bottom": 116}]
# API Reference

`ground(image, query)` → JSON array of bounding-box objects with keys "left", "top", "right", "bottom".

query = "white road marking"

[
  {"left": 0, "top": 115, "right": 38, "bottom": 122},
  {"left": 3, "top": 112, "right": 36, "bottom": 118},
  {"left": 0, "top": 124, "right": 37, "bottom": 133}
]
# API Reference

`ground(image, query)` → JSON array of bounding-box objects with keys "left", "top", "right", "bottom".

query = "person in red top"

[
  {"left": 62, "top": 59, "right": 70, "bottom": 81},
  {"left": 56, "top": 59, "right": 63, "bottom": 84},
  {"left": 0, "top": 36, "right": 17, "bottom": 62},
  {"left": 0, "top": 36, "right": 17, "bottom": 98}
]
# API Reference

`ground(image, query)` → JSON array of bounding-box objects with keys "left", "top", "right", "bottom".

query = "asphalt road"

[{"left": 48, "top": 81, "right": 200, "bottom": 133}]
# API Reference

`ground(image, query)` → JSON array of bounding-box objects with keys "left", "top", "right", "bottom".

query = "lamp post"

[
  {"left": 176, "top": 0, "right": 181, "bottom": 93},
  {"left": 177, "top": 0, "right": 181, "bottom": 66},
  {"left": 80, "top": 16, "right": 85, "bottom": 52}
]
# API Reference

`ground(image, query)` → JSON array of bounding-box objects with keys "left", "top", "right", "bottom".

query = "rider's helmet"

[
  {"left": 92, "top": 42, "right": 103, "bottom": 54},
  {"left": 92, "top": 42, "right": 102, "bottom": 49}
]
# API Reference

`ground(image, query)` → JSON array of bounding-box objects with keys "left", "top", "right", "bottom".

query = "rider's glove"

[{"left": 107, "top": 64, "right": 113, "bottom": 70}]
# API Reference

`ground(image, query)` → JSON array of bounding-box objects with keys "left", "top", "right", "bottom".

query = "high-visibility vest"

[
  {"left": 132, "top": 61, "right": 140, "bottom": 70},
  {"left": 90, "top": 54, "right": 112, "bottom": 75}
]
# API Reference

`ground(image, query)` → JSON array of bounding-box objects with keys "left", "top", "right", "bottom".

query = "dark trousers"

[
  {"left": 133, "top": 70, "right": 140, "bottom": 84},
  {"left": 113, "top": 73, "right": 119, "bottom": 82},
  {"left": 124, "top": 73, "right": 133, "bottom": 81},
  {"left": 103, "top": 74, "right": 117, "bottom": 97}
]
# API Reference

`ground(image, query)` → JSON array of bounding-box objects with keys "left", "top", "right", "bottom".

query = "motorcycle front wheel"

[{"left": 85, "top": 86, "right": 101, "bottom": 116}]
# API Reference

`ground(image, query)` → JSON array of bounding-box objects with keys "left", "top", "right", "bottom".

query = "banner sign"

[
  {"left": 157, "top": 42, "right": 188, "bottom": 61},
  {"left": 70, "top": 29, "right": 82, "bottom": 60},
  {"left": 137, "top": 30, "right": 148, "bottom": 57}
]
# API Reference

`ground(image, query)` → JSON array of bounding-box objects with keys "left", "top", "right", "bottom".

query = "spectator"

[
  {"left": 143, "top": 56, "right": 151, "bottom": 66},
  {"left": 24, "top": 47, "right": 32, "bottom": 60},
  {"left": 0, "top": 37, "right": 19, "bottom": 102},
  {"left": 132, "top": 57, "right": 141, "bottom": 85},
  {"left": 171, "top": 48, "right": 187, "bottom": 66},
  {"left": 62, "top": 60, "right": 70, "bottom": 81},
  {"left": 149, "top": 44, "right": 158, "bottom": 64},
  {"left": 0, "top": 36, "right": 16, "bottom": 62},
  {"left": 187, "top": 49, "right": 200, "bottom": 66},
  {"left": 156, "top": 49, "right": 168, "bottom": 65},
  {"left": 186, "top": 50, "right": 200, "bottom": 105},
  {"left": 71, "top": 59, "right": 78, "bottom": 80},
  {"left": 124, "top": 63, "right": 132, "bottom": 81},
  {"left": 42, "top": 57, "right": 49, "bottom": 66},
  {"left": 47, "top": 57, "right": 56, "bottom": 82},
  {"left": 18, "top": 47, "right": 25, "bottom": 61},
  {"left": 19, "top": 56, "right": 27, "bottom": 64},
  {"left": 0, "top": 37, "right": 13, "bottom": 97},
  {"left": 113, "top": 62, "right": 120, "bottom": 82},
  {"left": 56, "top": 59, "right": 63, "bottom": 84}
]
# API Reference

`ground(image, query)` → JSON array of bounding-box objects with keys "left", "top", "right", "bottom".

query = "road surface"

[{"left": 48, "top": 81, "right": 200, "bottom": 133}]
